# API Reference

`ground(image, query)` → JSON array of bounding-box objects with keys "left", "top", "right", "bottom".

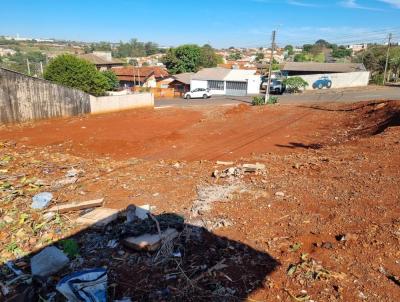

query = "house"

[
  {"left": 112, "top": 66, "right": 170, "bottom": 88},
  {"left": 190, "top": 67, "right": 261, "bottom": 96},
  {"left": 281, "top": 62, "right": 370, "bottom": 90},
  {"left": 347, "top": 44, "right": 368, "bottom": 53},
  {"left": 0, "top": 48, "right": 16, "bottom": 56},
  {"left": 78, "top": 51, "right": 124, "bottom": 71},
  {"left": 168, "top": 72, "right": 194, "bottom": 95}
]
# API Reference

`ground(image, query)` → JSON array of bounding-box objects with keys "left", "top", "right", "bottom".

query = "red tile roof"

[{"left": 112, "top": 66, "right": 169, "bottom": 82}]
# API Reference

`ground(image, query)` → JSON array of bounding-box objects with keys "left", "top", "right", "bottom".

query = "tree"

[
  {"left": 44, "top": 54, "right": 109, "bottom": 96},
  {"left": 255, "top": 52, "right": 265, "bottom": 62},
  {"left": 227, "top": 52, "right": 242, "bottom": 61},
  {"left": 284, "top": 45, "right": 294, "bottom": 55},
  {"left": 283, "top": 77, "right": 309, "bottom": 93},
  {"left": 101, "top": 70, "right": 119, "bottom": 91},
  {"left": 162, "top": 44, "right": 216, "bottom": 74},
  {"left": 199, "top": 44, "right": 222, "bottom": 67},
  {"left": 332, "top": 46, "right": 352, "bottom": 58},
  {"left": 303, "top": 44, "right": 313, "bottom": 52}
]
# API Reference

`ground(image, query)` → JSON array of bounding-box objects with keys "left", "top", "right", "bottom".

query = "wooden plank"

[
  {"left": 76, "top": 207, "right": 119, "bottom": 228},
  {"left": 123, "top": 228, "right": 179, "bottom": 252},
  {"left": 45, "top": 198, "right": 104, "bottom": 214}
]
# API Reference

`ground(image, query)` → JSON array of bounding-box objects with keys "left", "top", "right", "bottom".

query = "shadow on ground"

[
  {"left": 1, "top": 212, "right": 279, "bottom": 302},
  {"left": 275, "top": 142, "right": 323, "bottom": 150}
]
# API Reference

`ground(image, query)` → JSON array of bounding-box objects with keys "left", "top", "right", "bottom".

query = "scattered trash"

[
  {"left": 57, "top": 268, "right": 107, "bottom": 302},
  {"left": 31, "top": 192, "right": 53, "bottom": 210},
  {"left": 42, "top": 211, "right": 56, "bottom": 222},
  {"left": 31, "top": 246, "right": 69, "bottom": 277},
  {"left": 5, "top": 261, "right": 23, "bottom": 276},
  {"left": 0, "top": 282, "right": 10, "bottom": 296},
  {"left": 275, "top": 191, "right": 285, "bottom": 197},
  {"left": 107, "top": 239, "right": 118, "bottom": 248},
  {"left": 45, "top": 198, "right": 104, "bottom": 214},
  {"left": 76, "top": 207, "right": 119, "bottom": 228}
]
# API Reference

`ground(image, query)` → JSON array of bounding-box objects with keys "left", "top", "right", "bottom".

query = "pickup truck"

[{"left": 261, "top": 79, "right": 285, "bottom": 94}]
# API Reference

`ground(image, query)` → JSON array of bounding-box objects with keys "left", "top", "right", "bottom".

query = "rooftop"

[{"left": 282, "top": 62, "right": 366, "bottom": 73}]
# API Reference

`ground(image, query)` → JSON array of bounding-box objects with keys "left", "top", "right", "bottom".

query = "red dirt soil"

[
  {"left": 0, "top": 104, "right": 338, "bottom": 161},
  {"left": 1, "top": 101, "right": 400, "bottom": 301}
]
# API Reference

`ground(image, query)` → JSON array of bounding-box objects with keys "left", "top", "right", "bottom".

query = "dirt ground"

[{"left": 0, "top": 100, "right": 400, "bottom": 301}]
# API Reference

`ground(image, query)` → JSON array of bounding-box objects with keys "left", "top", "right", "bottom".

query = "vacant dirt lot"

[{"left": 0, "top": 100, "right": 399, "bottom": 301}]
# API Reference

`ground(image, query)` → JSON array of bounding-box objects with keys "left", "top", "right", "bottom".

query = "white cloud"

[
  {"left": 287, "top": 0, "right": 319, "bottom": 7},
  {"left": 378, "top": 0, "right": 400, "bottom": 8},
  {"left": 339, "top": 0, "right": 383, "bottom": 10}
]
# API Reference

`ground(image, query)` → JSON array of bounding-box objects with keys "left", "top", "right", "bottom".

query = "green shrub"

[
  {"left": 44, "top": 54, "right": 109, "bottom": 96},
  {"left": 283, "top": 77, "right": 309, "bottom": 93},
  {"left": 101, "top": 70, "right": 119, "bottom": 91},
  {"left": 252, "top": 95, "right": 279, "bottom": 106},
  {"left": 371, "top": 74, "right": 384, "bottom": 85},
  {"left": 267, "top": 96, "right": 279, "bottom": 104},
  {"left": 252, "top": 96, "right": 265, "bottom": 106},
  {"left": 59, "top": 239, "right": 79, "bottom": 258}
]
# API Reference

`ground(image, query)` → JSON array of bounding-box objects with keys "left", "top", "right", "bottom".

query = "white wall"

[
  {"left": 247, "top": 76, "right": 261, "bottom": 94},
  {"left": 293, "top": 71, "right": 370, "bottom": 91},
  {"left": 90, "top": 93, "right": 154, "bottom": 114},
  {"left": 190, "top": 79, "right": 226, "bottom": 95}
]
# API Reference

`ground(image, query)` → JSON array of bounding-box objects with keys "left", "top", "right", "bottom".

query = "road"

[{"left": 155, "top": 85, "right": 400, "bottom": 108}]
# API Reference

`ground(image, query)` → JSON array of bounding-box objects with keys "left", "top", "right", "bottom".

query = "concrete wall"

[
  {"left": 0, "top": 67, "right": 90, "bottom": 123},
  {"left": 90, "top": 92, "right": 154, "bottom": 114},
  {"left": 293, "top": 71, "right": 370, "bottom": 91},
  {"left": 247, "top": 76, "right": 262, "bottom": 94},
  {"left": 190, "top": 78, "right": 261, "bottom": 95}
]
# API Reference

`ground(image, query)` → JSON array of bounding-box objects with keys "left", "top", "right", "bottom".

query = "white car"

[{"left": 184, "top": 88, "right": 212, "bottom": 99}]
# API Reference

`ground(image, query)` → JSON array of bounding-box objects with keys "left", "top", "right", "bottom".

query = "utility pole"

[
  {"left": 383, "top": 33, "right": 392, "bottom": 85},
  {"left": 265, "top": 30, "right": 276, "bottom": 103},
  {"left": 26, "top": 58, "right": 31, "bottom": 76},
  {"left": 40, "top": 61, "right": 44, "bottom": 76}
]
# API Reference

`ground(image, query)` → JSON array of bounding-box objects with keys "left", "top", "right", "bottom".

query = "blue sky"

[{"left": 0, "top": 0, "right": 399, "bottom": 48}]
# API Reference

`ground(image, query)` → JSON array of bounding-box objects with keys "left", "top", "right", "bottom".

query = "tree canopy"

[
  {"left": 162, "top": 44, "right": 221, "bottom": 74},
  {"left": 44, "top": 54, "right": 110, "bottom": 96},
  {"left": 113, "top": 39, "right": 161, "bottom": 58}
]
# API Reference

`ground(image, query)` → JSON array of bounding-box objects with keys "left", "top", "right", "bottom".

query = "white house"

[{"left": 190, "top": 67, "right": 261, "bottom": 96}]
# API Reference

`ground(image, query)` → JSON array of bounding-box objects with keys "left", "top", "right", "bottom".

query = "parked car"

[
  {"left": 261, "top": 79, "right": 285, "bottom": 94},
  {"left": 313, "top": 76, "right": 332, "bottom": 89},
  {"left": 184, "top": 88, "right": 212, "bottom": 99}
]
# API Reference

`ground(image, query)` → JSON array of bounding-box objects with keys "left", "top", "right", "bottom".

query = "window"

[{"left": 207, "top": 80, "right": 224, "bottom": 90}]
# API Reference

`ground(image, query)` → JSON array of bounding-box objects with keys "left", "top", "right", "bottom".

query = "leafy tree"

[
  {"left": 162, "top": 44, "right": 220, "bottom": 74},
  {"left": 284, "top": 45, "right": 294, "bottom": 55},
  {"left": 255, "top": 52, "right": 265, "bottom": 62},
  {"left": 199, "top": 44, "right": 222, "bottom": 67},
  {"left": 44, "top": 54, "right": 109, "bottom": 96},
  {"left": 227, "top": 52, "right": 242, "bottom": 60},
  {"left": 283, "top": 77, "right": 309, "bottom": 93},
  {"left": 101, "top": 70, "right": 119, "bottom": 91},
  {"left": 303, "top": 44, "right": 313, "bottom": 52},
  {"left": 144, "top": 42, "right": 159, "bottom": 56},
  {"left": 332, "top": 46, "right": 352, "bottom": 58}
]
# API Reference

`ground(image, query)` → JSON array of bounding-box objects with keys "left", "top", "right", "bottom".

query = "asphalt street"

[{"left": 155, "top": 86, "right": 400, "bottom": 108}]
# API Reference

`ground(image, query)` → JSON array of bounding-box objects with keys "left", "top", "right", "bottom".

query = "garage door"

[{"left": 226, "top": 81, "right": 248, "bottom": 96}]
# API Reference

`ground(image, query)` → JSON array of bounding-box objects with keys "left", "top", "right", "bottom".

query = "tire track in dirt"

[{"left": 144, "top": 109, "right": 313, "bottom": 161}]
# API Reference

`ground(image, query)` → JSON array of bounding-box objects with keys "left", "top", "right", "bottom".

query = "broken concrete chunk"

[
  {"left": 135, "top": 205, "right": 151, "bottom": 220},
  {"left": 31, "top": 192, "right": 53, "bottom": 210},
  {"left": 31, "top": 246, "right": 69, "bottom": 277},
  {"left": 45, "top": 198, "right": 104, "bottom": 214},
  {"left": 123, "top": 228, "right": 179, "bottom": 252},
  {"left": 76, "top": 207, "right": 119, "bottom": 228}
]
